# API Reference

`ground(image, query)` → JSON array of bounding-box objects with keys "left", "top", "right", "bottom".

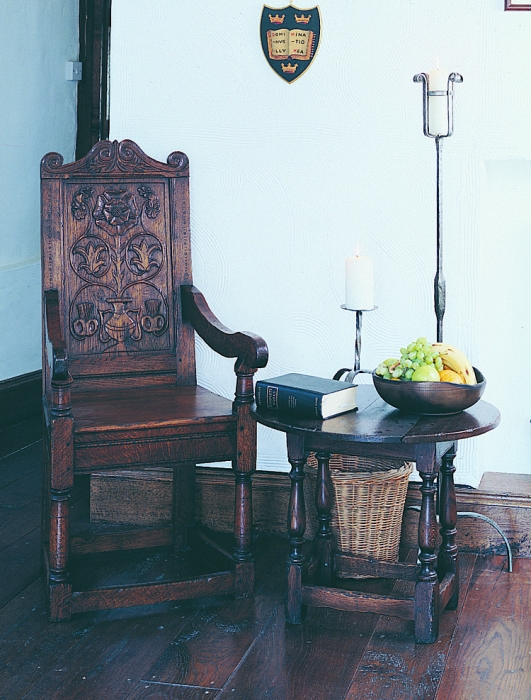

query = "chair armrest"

[
  {"left": 44, "top": 289, "right": 71, "bottom": 382},
  {"left": 181, "top": 285, "right": 268, "bottom": 369}
]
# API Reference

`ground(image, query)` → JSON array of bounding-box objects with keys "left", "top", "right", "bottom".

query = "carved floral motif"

[
  {"left": 128, "top": 236, "right": 163, "bottom": 276},
  {"left": 71, "top": 302, "right": 99, "bottom": 340},
  {"left": 69, "top": 184, "right": 168, "bottom": 351},
  {"left": 70, "top": 286, "right": 168, "bottom": 351},
  {"left": 72, "top": 237, "right": 110, "bottom": 279},
  {"left": 141, "top": 299, "right": 166, "bottom": 336},
  {"left": 93, "top": 189, "right": 138, "bottom": 235},
  {"left": 71, "top": 187, "right": 94, "bottom": 220},
  {"left": 138, "top": 185, "right": 160, "bottom": 219}
]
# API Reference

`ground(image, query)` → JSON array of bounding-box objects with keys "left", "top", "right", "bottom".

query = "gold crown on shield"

[
  {"left": 294, "top": 13, "right": 311, "bottom": 23},
  {"left": 269, "top": 13, "right": 285, "bottom": 24},
  {"left": 281, "top": 63, "right": 298, "bottom": 73}
]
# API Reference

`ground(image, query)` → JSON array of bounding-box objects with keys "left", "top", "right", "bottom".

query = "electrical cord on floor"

[{"left": 405, "top": 505, "right": 513, "bottom": 573}]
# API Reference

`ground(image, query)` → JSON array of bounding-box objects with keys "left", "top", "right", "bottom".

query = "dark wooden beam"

[{"left": 76, "top": 0, "right": 111, "bottom": 159}]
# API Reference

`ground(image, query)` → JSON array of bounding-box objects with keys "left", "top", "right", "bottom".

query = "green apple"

[{"left": 411, "top": 365, "right": 440, "bottom": 382}]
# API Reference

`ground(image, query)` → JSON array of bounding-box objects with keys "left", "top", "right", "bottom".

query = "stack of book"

[{"left": 255, "top": 373, "right": 358, "bottom": 420}]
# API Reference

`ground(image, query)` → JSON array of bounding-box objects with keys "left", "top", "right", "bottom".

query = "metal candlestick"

[
  {"left": 413, "top": 71, "right": 463, "bottom": 343},
  {"left": 334, "top": 305, "right": 377, "bottom": 383}
]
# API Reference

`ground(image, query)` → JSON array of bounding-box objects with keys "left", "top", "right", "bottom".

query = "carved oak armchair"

[{"left": 41, "top": 140, "right": 268, "bottom": 620}]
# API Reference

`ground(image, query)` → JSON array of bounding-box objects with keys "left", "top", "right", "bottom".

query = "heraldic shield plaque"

[{"left": 260, "top": 5, "right": 321, "bottom": 83}]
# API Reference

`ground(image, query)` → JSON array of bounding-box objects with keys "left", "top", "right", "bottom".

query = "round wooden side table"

[{"left": 251, "top": 385, "right": 500, "bottom": 643}]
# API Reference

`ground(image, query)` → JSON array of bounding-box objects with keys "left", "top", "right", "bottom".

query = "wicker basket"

[{"left": 304, "top": 454, "right": 414, "bottom": 578}]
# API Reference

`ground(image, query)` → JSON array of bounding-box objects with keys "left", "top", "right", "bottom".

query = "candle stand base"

[{"left": 334, "top": 306, "right": 377, "bottom": 383}]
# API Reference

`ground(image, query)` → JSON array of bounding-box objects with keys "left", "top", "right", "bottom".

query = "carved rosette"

[{"left": 93, "top": 189, "right": 139, "bottom": 237}]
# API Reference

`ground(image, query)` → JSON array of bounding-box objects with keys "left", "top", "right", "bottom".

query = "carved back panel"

[{"left": 41, "top": 140, "right": 195, "bottom": 390}]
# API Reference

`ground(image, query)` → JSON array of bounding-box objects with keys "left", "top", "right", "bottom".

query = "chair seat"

[
  {"left": 72, "top": 384, "right": 236, "bottom": 432},
  {"left": 71, "top": 385, "right": 238, "bottom": 472}
]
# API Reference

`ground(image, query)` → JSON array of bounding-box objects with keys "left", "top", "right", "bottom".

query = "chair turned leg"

[
  {"left": 415, "top": 471, "right": 440, "bottom": 643},
  {"left": 315, "top": 452, "right": 334, "bottom": 586},
  {"left": 47, "top": 488, "right": 72, "bottom": 621},
  {"left": 285, "top": 455, "right": 307, "bottom": 624},
  {"left": 46, "top": 408, "right": 74, "bottom": 622},
  {"left": 233, "top": 471, "right": 254, "bottom": 598},
  {"left": 438, "top": 446, "right": 459, "bottom": 610},
  {"left": 232, "top": 363, "right": 259, "bottom": 599}
]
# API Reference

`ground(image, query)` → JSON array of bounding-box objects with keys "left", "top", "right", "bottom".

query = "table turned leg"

[
  {"left": 286, "top": 452, "right": 307, "bottom": 624},
  {"left": 438, "top": 445, "right": 459, "bottom": 610},
  {"left": 314, "top": 452, "right": 334, "bottom": 586},
  {"left": 415, "top": 470, "right": 440, "bottom": 643}
]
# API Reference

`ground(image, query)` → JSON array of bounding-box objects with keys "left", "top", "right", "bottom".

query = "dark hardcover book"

[{"left": 255, "top": 373, "right": 357, "bottom": 419}]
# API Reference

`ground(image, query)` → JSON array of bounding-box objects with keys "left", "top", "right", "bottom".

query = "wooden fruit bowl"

[{"left": 372, "top": 368, "right": 486, "bottom": 415}]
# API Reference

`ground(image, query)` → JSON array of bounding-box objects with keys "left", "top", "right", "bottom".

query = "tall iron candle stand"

[
  {"left": 413, "top": 70, "right": 463, "bottom": 342},
  {"left": 333, "top": 305, "right": 377, "bottom": 383}
]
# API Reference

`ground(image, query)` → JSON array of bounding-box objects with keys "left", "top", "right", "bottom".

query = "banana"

[{"left": 432, "top": 343, "right": 477, "bottom": 385}]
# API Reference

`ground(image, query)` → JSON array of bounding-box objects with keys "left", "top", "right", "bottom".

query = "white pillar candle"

[
  {"left": 345, "top": 254, "right": 374, "bottom": 310},
  {"left": 428, "top": 64, "right": 449, "bottom": 136}
]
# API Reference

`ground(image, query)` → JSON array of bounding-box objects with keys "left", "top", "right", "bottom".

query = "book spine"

[{"left": 255, "top": 382, "right": 323, "bottom": 418}]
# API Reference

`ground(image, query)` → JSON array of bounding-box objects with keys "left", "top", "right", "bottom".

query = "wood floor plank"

[
  {"left": 216, "top": 601, "right": 381, "bottom": 700},
  {"left": 20, "top": 601, "right": 206, "bottom": 700},
  {"left": 0, "top": 470, "right": 42, "bottom": 551},
  {"left": 0, "top": 441, "right": 42, "bottom": 489},
  {"left": 0, "top": 579, "right": 103, "bottom": 700},
  {"left": 0, "top": 416, "right": 42, "bottom": 460},
  {"left": 436, "top": 556, "right": 531, "bottom": 700},
  {"left": 344, "top": 552, "right": 477, "bottom": 700},
  {"left": 143, "top": 593, "right": 279, "bottom": 689},
  {"left": 69, "top": 548, "right": 168, "bottom": 591},
  {"left": 142, "top": 536, "right": 288, "bottom": 689},
  {"left": 0, "top": 527, "right": 42, "bottom": 609},
  {"left": 125, "top": 682, "right": 219, "bottom": 699}
]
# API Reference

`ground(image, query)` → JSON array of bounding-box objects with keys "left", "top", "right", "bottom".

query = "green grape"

[{"left": 377, "top": 338, "right": 442, "bottom": 380}]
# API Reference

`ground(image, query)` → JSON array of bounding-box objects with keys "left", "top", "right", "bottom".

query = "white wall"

[
  {"left": 0, "top": 1, "right": 79, "bottom": 381},
  {"left": 110, "top": 0, "right": 531, "bottom": 484}
]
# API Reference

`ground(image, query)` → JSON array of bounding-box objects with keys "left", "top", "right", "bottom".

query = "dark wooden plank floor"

[{"left": 1, "top": 419, "right": 530, "bottom": 700}]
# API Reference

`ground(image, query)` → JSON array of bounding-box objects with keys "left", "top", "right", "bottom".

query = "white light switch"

[{"left": 66, "top": 61, "right": 82, "bottom": 81}]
